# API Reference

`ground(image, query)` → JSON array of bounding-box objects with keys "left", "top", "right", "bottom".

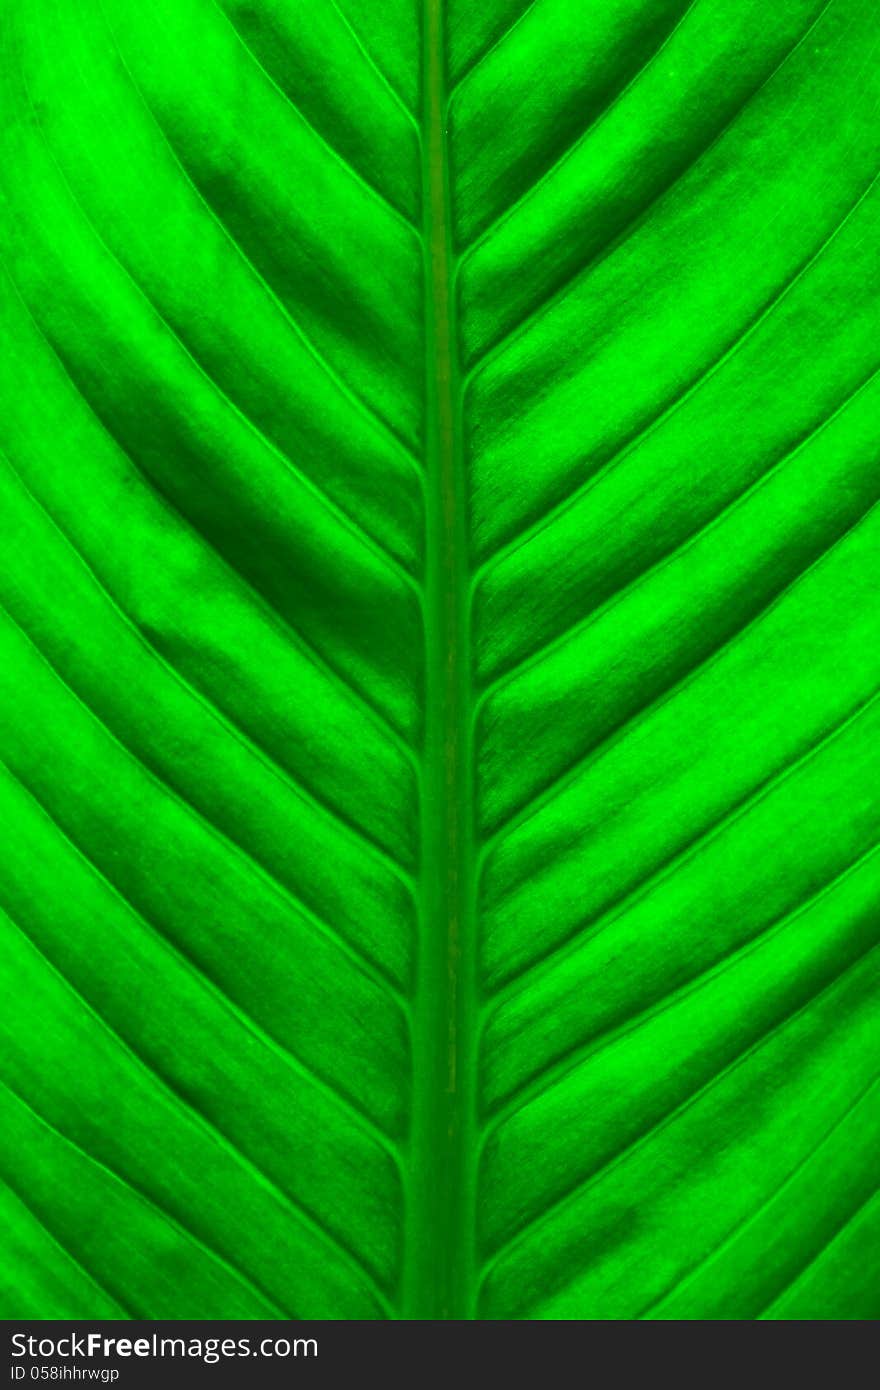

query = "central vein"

[{"left": 405, "top": 0, "right": 476, "bottom": 1320}]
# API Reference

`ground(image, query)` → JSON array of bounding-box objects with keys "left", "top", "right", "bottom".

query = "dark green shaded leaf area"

[{"left": 1, "top": 0, "right": 879, "bottom": 1321}]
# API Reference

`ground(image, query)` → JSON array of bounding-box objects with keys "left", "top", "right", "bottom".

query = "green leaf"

[{"left": 1, "top": 0, "right": 878, "bottom": 1321}]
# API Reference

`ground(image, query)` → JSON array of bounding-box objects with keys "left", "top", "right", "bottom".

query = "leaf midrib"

[{"left": 404, "top": 0, "right": 476, "bottom": 1320}]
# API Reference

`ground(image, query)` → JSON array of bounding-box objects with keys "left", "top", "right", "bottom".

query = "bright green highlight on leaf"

[{"left": 1, "top": 0, "right": 879, "bottom": 1321}]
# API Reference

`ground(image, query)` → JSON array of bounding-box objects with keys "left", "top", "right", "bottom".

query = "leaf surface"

[{"left": 1, "top": 0, "right": 878, "bottom": 1320}]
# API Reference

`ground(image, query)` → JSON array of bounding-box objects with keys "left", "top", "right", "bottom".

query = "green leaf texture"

[{"left": 1, "top": 0, "right": 879, "bottom": 1321}]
